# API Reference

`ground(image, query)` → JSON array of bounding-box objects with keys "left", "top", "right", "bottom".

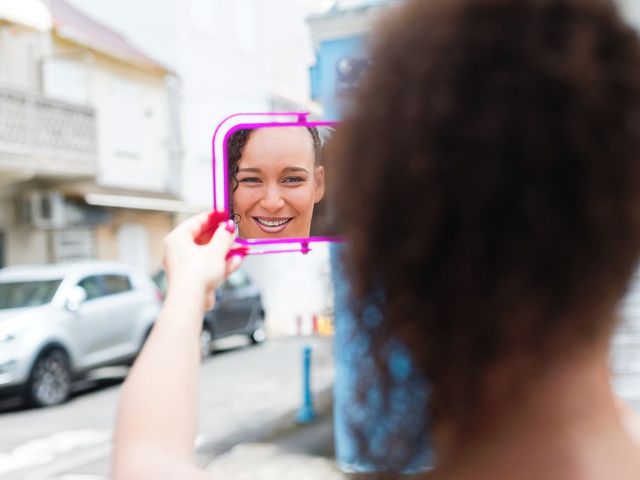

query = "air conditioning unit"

[{"left": 17, "top": 191, "right": 66, "bottom": 229}]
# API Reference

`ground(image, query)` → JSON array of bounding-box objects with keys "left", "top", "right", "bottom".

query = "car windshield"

[{"left": 0, "top": 280, "right": 63, "bottom": 309}]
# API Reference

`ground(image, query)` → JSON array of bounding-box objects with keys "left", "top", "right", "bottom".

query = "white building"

[{"left": 0, "top": 0, "right": 186, "bottom": 273}]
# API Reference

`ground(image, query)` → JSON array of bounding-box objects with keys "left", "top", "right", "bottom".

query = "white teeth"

[{"left": 256, "top": 218, "right": 289, "bottom": 227}]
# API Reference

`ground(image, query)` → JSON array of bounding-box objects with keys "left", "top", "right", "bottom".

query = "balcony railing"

[{"left": 0, "top": 85, "right": 97, "bottom": 177}]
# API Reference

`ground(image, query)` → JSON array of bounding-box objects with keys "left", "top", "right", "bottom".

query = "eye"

[
  {"left": 239, "top": 177, "right": 262, "bottom": 184},
  {"left": 282, "top": 176, "right": 305, "bottom": 184}
]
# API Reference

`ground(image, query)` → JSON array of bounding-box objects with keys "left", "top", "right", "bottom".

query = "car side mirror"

[{"left": 65, "top": 286, "right": 87, "bottom": 312}]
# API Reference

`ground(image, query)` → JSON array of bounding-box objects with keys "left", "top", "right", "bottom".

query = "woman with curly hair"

[
  {"left": 112, "top": 0, "right": 640, "bottom": 478},
  {"left": 331, "top": 0, "right": 640, "bottom": 477}
]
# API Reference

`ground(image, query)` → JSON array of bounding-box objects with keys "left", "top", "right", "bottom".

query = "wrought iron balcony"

[{"left": 0, "top": 85, "right": 97, "bottom": 178}]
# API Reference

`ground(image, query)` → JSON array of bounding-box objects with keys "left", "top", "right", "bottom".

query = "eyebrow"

[
  {"left": 283, "top": 167, "right": 309, "bottom": 174},
  {"left": 237, "top": 167, "right": 310, "bottom": 174}
]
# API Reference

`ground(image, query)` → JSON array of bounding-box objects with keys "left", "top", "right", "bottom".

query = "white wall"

[
  {"left": 117, "top": 222, "right": 150, "bottom": 273},
  {"left": 247, "top": 0, "right": 315, "bottom": 104},
  {"left": 0, "top": 26, "right": 47, "bottom": 90},
  {"left": 89, "top": 63, "right": 170, "bottom": 193},
  {"left": 6, "top": 225, "right": 49, "bottom": 266},
  {"left": 242, "top": 245, "right": 333, "bottom": 336}
]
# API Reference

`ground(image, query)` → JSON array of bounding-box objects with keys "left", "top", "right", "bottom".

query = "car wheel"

[
  {"left": 27, "top": 349, "right": 72, "bottom": 407},
  {"left": 250, "top": 319, "right": 266, "bottom": 345},
  {"left": 200, "top": 327, "right": 214, "bottom": 360}
]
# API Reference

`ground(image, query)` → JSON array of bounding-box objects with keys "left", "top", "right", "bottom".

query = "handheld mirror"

[{"left": 212, "top": 113, "right": 341, "bottom": 257}]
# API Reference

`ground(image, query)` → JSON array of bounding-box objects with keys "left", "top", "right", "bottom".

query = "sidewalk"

[
  {"left": 206, "top": 412, "right": 345, "bottom": 480},
  {"left": 204, "top": 412, "right": 425, "bottom": 480},
  {"left": 194, "top": 336, "right": 335, "bottom": 468}
]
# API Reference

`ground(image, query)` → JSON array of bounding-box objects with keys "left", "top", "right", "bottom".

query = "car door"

[
  {"left": 99, "top": 273, "right": 139, "bottom": 359},
  {"left": 70, "top": 275, "right": 117, "bottom": 368},
  {"left": 219, "top": 270, "right": 256, "bottom": 332},
  {"left": 212, "top": 281, "right": 236, "bottom": 336}
]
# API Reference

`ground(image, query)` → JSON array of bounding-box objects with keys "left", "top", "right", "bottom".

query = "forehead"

[{"left": 240, "top": 127, "right": 315, "bottom": 168}]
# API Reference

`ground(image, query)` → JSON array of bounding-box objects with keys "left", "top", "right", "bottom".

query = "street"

[{"left": 0, "top": 336, "right": 334, "bottom": 479}]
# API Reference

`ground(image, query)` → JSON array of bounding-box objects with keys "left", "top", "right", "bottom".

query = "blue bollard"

[{"left": 296, "top": 345, "right": 316, "bottom": 423}]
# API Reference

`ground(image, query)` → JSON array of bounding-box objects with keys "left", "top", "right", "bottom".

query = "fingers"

[
  {"left": 165, "top": 213, "right": 238, "bottom": 288},
  {"left": 207, "top": 220, "right": 237, "bottom": 259},
  {"left": 173, "top": 212, "right": 234, "bottom": 246},
  {"left": 177, "top": 212, "right": 211, "bottom": 238}
]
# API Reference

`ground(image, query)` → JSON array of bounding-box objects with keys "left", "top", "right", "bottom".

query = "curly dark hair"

[
  {"left": 331, "top": 0, "right": 640, "bottom": 450},
  {"left": 226, "top": 127, "right": 322, "bottom": 217}
]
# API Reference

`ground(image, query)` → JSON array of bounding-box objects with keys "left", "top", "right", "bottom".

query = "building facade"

[
  {"left": 0, "top": 0, "right": 188, "bottom": 274},
  {"left": 307, "top": 1, "right": 393, "bottom": 120}
]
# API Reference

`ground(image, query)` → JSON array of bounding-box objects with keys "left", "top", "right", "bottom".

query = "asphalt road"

[{"left": 0, "top": 336, "right": 334, "bottom": 479}]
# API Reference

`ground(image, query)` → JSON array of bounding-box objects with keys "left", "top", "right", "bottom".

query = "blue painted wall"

[{"left": 310, "top": 36, "right": 365, "bottom": 120}]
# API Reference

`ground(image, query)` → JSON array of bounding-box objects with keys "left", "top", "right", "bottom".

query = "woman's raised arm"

[{"left": 112, "top": 213, "right": 240, "bottom": 480}]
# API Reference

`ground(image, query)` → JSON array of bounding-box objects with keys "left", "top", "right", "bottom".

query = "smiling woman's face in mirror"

[{"left": 228, "top": 127, "right": 325, "bottom": 239}]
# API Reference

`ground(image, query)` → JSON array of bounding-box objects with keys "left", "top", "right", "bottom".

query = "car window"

[
  {"left": 102, "top": 275, "right": 132, "bottom": 295},
  {"left": 0, "top": 280, "right": 62, "bottom": 309},
  {"left": 224, "top": 270, "right": 250, "bottom": 289},
  {"left": 78, "top": 276, "right": 104, "bottom": 301}
]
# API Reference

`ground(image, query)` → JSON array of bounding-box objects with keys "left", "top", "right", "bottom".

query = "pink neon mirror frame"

[{"left": 211, "top": 112, "right": 342, "bottom": 257}]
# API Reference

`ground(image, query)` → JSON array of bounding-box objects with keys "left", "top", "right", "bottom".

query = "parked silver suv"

[{"left": 0, "top": 261, "right": 162, "bottom": 407}]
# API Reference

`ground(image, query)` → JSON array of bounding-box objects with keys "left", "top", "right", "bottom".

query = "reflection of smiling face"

[{"left": 233, "top": 127, "right": 325, "bottom": 239}]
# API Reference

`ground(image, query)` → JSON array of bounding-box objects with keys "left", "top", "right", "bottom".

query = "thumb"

[{"left": 207, "top": 220, "right": 237, "bottom": 259}]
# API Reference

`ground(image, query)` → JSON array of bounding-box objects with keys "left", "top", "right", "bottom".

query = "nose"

[{"left": 260, "top": 184, "right": 285, "bottom": 212}]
